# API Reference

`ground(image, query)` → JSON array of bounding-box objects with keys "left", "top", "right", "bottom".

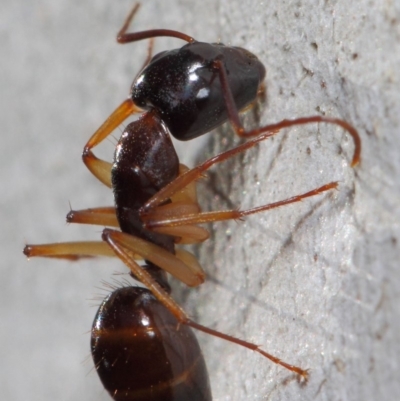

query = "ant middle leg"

[
  {"left": 139, "top": 119, "right": 356, "bottom": 215},
  {"left": 142, "top": 182, "right": 338, "bottom": 230}
]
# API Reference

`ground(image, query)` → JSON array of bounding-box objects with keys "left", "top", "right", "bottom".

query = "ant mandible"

[{"left": 24, "top": 3, "right": 361, "bottom": 400}]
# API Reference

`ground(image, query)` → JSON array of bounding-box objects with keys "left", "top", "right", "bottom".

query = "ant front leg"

[
  {"left": 83, "top": 2, "right": 199, "bottom": 185},
  {"left": 82, "top": 100, "right": 142, "bottom": 185},
  {"left": 213, "top": 59, "right": 361, "bottom": 167}
]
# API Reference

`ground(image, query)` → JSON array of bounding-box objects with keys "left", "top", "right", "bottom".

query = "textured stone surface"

[{"left": 2, "top": 1, "right": 399, "bottom": 400}]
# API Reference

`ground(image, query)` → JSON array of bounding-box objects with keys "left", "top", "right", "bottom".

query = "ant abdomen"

[{"left": 91, "top": 286, "right": 212, "bottom": 401}]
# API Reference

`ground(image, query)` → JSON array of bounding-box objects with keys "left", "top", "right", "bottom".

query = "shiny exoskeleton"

[
  {"left": 24, "top": 3, "right": 362, "bottom": 401},
  {"left": 131, "top": 42, "right": 265, "bottom": 140},
  {"left": 91, "top": 287, "right": 211, "bottom": 401},
  {"left": 113, "top": 111, "right": 179, "bottom": 252},
  {"left": 93, "top": 40, "right": 264, "bottom": 395}
]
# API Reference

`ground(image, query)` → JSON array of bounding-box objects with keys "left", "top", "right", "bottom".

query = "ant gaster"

[{"left": 24, "top": 3, "right": 361, "bottom": 401}]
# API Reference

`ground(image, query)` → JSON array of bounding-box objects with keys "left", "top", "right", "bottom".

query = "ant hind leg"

[{"left": 102, "top": 228, "right": 309, "bottom": 380}]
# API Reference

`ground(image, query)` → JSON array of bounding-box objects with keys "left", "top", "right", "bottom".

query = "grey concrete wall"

[{"left": 1, "top": 1, "right": 399, "bottom": 400}]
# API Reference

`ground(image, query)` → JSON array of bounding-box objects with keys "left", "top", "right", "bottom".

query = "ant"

[{"left": 24, "top": 3, "right": 361, "bottom": 400}]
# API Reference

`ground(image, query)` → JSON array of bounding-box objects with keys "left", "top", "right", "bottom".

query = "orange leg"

[
  {"left": 82, "top": 151, "right": 113, "bottom": 188},
  {"left": 143, "top": 182, "right": 338, "bottom": 230},
  {"left": 102, "top": 228, "right": 309, "bottom": 380},
  {"left": 140, "top": 121, "right": 356, "bottom": 214},
  {"left": 23, "top": 241, "right": 116, "bottom": 260},
  {"left": 82, "top": 4, "right": 195, "bottom": 185},
  {"left": 139, "top": 59, "right": 359, "bottom": 213},
  {"left": 82, "top": 99, "right": 142, "bottom": 185},
  {"left": 24, "top": 220, "right": 308, "bottom": 379},
  {"left": 66, "top": 206, "right": 118, "bottom": 227},
  {"left": 213, "top": 59, "right": 361, "bottom": 165},
  {"left": 24, "top": 232, "right": 204, "bottom": 286}
]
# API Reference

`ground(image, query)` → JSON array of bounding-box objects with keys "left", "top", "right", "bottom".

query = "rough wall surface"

[
  {"left": 194, "top": 1, "right": 400, "bottom": 400},
  {"left": 1, "top": 1, "right": 399, "bottom": 400}
]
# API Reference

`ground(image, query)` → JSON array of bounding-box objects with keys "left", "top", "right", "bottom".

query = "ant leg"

[
  {"left": 145, "top": 163, "right": 209, "bottom": 243},
  {"left": 66, "top": 206, "right": 118, "bottom": 227},
  {"left": 213, "top": 59, "right": 361, "bottom": 167},
  {"left": 69, "top": 160, "right": 207, "bottom": 240},
  {"left": 101, "top": 229, "right": 205, "bottom": 287},
  {"left": 141, "top": 108, "right": 359, "bottom": 214},
  {"left": 117, "top": 3, "right": 195, "bottom": 44},
  {"left": 102, "top": 228, "right": 308, "bottom": 380},
  {"left": 140, "top": 129, "right": 296, "bottom": 212},
  {"left": 23, "top": 241, "right": 116, "bottom": 260},
  {"left": 24, "top": 228, "right": 206, "bottom": 284},
  {"left": 82, "top": 100, "right": 141, "bottom": 186},
  {"left": 102, "top": 228, "right": 190, "bottom": 319},
  {"left": 84, "top": 5, "right": 196, "bottom": 184},
  {"left": 143, "top": 182, "right": 338, "bottom": 230},
  {"left": 84, "top": 101, "right": 141, "bottom": 152},
  {"left": 140, "top": 202, "right": 210, "bottom": 243},
  {"left": 83, "top": 151, "right": 112, "bottom": 188},
  {"left": 24, "top": 207, "right": 119, "bottom": 259},
  {"left": 186, "top": 320, "right": 309, "bottom": 380},
  {"left": 66, "top": 161, "right": 207, "bottom": 240},
  {"left": 154, "top": 225, "right": 210, "bottom": 244},
  {"left": 84, "top": 6, "right": 175, "bottom": 183}
]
